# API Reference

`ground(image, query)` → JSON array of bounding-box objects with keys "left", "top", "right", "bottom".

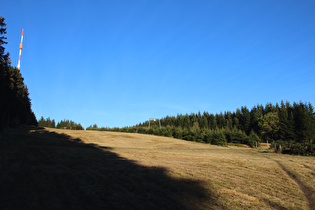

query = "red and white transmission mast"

[{"left": 17, "top": 29, "right": 24, "bottom": 70}]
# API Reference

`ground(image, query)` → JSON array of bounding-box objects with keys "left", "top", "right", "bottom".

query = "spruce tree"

[
  {"left": 234, "top": 108, "right": 242, "bottom": 130},
  {"left": 207, "top": 114, "right": 217, "bottom": 130},
  {"left": 250, "top": 106, "right": 260, "bottom": 135},
  {"left": 306, "top": 102, "right": 315, "bottom": 144},
  {"left": 240, "top": 106, "right": 251, "bottom": 135},
  {"left": 199, "top": 112, "right": 208, "bottom": 129},
  {"left": 286, "top": 109, "right": 296, "bottom": 142},
  {"left": 278, "top": 101, "right": 289, "bottom": 141},
  {"left": 183, "top": 114, "right": 190, "bottom": 129},
  {"left": 293, "top": 102, "right": 309, "bottom": 143},
  {"left": 225, "top": 111, "right": 233, "bottom": 130}
]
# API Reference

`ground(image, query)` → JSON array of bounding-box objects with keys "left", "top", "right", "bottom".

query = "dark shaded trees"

[
  {"left": 57, "top": 120, "right": 84, "bottom": 130},
  {"left": 38, "top": 116, "right": 56, "bottom": 128},
  {"left": 240, "top": 106, "right": 251, "bottom": 135},
  {"left": 38, "top": 117, "right": 84, "bottom": 130},
  {"left": 293, "top": 102, "right": 315, "bottom": 144},
  {"left": 0, "top": 17, "right": 37, "bottom": 131}
]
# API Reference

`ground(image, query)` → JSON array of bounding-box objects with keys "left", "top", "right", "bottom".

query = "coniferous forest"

[
  {"left": 0, "top": 17, "right": 37, "bottom": 131},
  {"left": 38, "top": 117, "right": 84, "bottom": 130},
  {"left": 88, "top": 101, "right": 315, "bottom": 156}
]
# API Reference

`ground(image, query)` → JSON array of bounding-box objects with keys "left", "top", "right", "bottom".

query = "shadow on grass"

[{"left": 0, "top": 127, "right": 220, "bottom": 209}]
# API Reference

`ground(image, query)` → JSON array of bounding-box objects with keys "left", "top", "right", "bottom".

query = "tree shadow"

[{"left": 0, "top": 127, "right": 221, "bottom": 209}]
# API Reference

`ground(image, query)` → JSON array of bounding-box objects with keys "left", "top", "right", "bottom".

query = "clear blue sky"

[{"left": 2, "top": 0, "right": 315, "bottom": 128}]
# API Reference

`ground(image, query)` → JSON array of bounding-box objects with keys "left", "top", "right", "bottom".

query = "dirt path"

[
  {"left": 263, "top": 154, "right": 315, "bottom": 210},
  {"left": 274, "top": 160, "right": 315, "bottom": 210}
]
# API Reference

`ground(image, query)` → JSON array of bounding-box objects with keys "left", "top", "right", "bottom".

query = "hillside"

[{"left": 1, "top": 127, "right": 314, "bottom": 209}]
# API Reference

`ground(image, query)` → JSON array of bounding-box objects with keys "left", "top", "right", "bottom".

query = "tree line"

[
  {"left": 0, "top": 17, "right": 37, "bottom": 131},
  {"left": 38, "top": 116, "right": 84, "bottom": 130},
  {"left": 88, "top": 101, "right": 315, "bottom": 156}
]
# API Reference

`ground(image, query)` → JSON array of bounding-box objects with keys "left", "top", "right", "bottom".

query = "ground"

[{"left": 0, "top": 126, "right": 314, "bottom": 209}]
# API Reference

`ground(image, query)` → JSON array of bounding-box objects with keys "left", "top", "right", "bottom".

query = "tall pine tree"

[{"left": 0, "top": 17, "right": 37, "bottom": 131}]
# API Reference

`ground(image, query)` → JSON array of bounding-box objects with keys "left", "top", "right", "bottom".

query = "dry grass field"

[{"left": 1, "top": 126, "right": 314, "bottom": 209}]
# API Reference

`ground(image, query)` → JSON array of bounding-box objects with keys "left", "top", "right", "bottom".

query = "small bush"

[
  {"left": 248, "top": 130, "right": 261, "bottom": 148},
  {"left": 211, "top": 130, "right": 227, "bottom": 146},
  {"left": 172, "top": 127, "right": 183, "bottom": 139},
  {"left": 138, "top": 127, "right": 147, "bottom": 134}
]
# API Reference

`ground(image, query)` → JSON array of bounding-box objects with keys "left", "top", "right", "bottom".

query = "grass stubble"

[{"left": 0, "top": 127, "right": 314, "bottom": 209}]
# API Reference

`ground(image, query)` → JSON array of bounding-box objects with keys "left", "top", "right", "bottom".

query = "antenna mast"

[{"left": 17, "top": 29, "right": 24, "bottom": 70}]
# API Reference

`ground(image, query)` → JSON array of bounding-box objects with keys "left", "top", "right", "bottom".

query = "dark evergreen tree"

[
  {"left": 287, "top": 110, "right": 296, "bottom": 142},
  {"left": 240, "top": 106, "right": 251, "bottom": 135},
  {"left": 264, "top": 102, "right": 275, "bottom": 114},
  {"left": 210, "top": 129, "right": 226, "bottom": 146},
  {"left": 172, "top": 126, "right": 183, "bottom": 139},
  {"left": 215, "top": 113, "right": 226, "bottom": 129},
  {"left": 202, "top": 112, "right": 209, "bottom": 129},
  {"left": 278, "top": 101, "right": 289, "bottom": 141},
  {"left": 183, "top": 114, "right": 190, "bottom": 129},
  {"left": 306, "top": 102, "right": 315, "bottom": 144},
  {"left": 234, "top": 108, "right": 242, "bottom": 130},
  {"left": 293, "top": 102, "right": 308, "bottom": 143},
  {"left": 207, "top": 114, "right": 217, "bottom": 130},
  {"left": 177, "top": 114, "right": 184, "bottom": 128},
  {"left": 225, "top": 111, "right": 233, "bottom": 130},
  {"left": 249, "top": 106, "right": 260, "bottom": 135},
  {"left": 293, "top": 102, "right": 315, "bottom": 144},
  {"left": 197, "top": 111, "right": 206, "bottom": 129},
  {"left": 232, "top": 115, "right": 240, "bottom": 130},
  {"left": 0, "top": 17, "right": 37, "bottom": 131},
  {"left": 189, "top": 114, "right": 198, "bottom": 128}
]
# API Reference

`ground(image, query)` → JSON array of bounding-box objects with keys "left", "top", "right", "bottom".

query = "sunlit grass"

[
  {"left": 1, "top": 127, "right": 314, "bottom": 209},
  {"left": 47, "top": 128, "right": 315, "bottom": 209}
]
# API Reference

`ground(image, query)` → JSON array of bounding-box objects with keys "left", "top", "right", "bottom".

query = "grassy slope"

[{"left": 1, "top": 127, "right": 314, "bottom": 209}]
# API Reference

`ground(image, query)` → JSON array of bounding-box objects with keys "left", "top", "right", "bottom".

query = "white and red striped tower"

[{"left": 17, "top": 29, "right": 24, "bottom": 70}]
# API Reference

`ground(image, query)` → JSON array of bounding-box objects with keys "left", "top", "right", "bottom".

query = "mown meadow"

[{"left": 1, "top": 127, "right": 314, "bottom": 209}]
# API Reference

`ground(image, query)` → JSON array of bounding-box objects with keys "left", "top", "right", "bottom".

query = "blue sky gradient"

[{"left": 2, "top": 0, "right": 315, "bottom": 128}]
